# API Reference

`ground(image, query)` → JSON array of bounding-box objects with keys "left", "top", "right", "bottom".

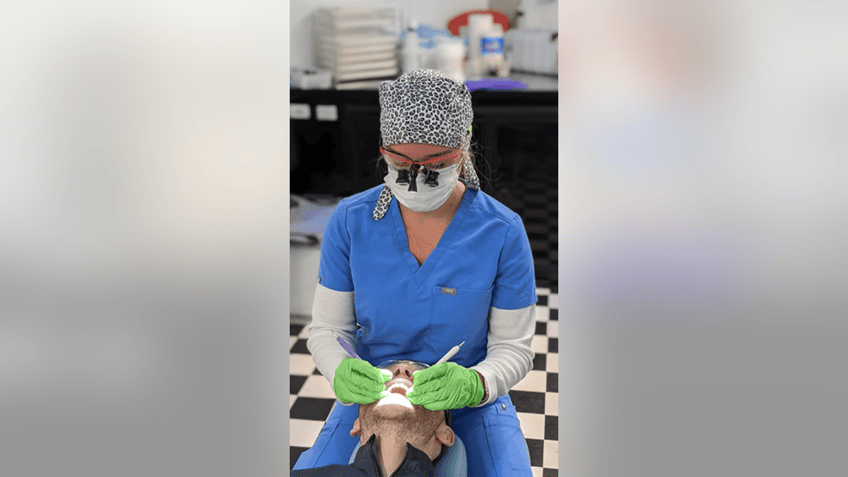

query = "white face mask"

[{"left": 383, "top": 162, "right": 460, "bottom": 212}]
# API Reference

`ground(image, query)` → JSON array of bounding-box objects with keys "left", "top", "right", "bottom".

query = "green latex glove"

[
  {"left": 333, "top": 358, "right": 393, "bottom": 405},
  {"left": 406, "top": 362, "right": 484, "bottom": 410}
]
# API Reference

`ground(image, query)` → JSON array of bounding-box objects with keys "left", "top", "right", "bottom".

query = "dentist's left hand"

[
  {"left": 406, "top": 362, "right": 485, "bottom": 410},
  {"left": 333, "top": 358, "right": 393, "bottom": 405}
]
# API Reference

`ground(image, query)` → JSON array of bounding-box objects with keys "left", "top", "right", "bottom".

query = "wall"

[
  {"left": 517, "top": 0, "right": 558, "bottom": 31},
  {"left": 489, "top": 0, "right": 522, "bottom": 25},
  {"left": 290, "top": 0, "right": 489, "bottom": 69}
]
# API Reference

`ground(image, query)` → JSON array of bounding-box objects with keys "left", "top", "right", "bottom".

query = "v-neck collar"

[{"left": 390, "top": 191, "right": 471, "bottom": 287}]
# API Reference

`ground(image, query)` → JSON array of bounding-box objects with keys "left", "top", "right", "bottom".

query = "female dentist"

[{"left": 292, "top": 69, "right": 537, "bottom": 476}]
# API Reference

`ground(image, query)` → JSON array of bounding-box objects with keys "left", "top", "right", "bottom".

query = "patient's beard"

[{"left": 359, "top": 402, "right": 443, "bottom": 458}]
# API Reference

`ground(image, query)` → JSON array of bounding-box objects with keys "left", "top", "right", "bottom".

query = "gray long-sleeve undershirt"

[{"left": 306, "top": 284, "right": 536, "bottom": 406}]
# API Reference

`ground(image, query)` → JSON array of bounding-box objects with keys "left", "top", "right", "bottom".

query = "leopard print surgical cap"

[
  {"left": 373, "top": 70, "right": 478, "bottom": 221},
  {"left": 379, "top": 69, "right": 473, "bottom": 148}
]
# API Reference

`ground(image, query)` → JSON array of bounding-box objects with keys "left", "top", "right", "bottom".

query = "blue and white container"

[
  {"left": 465, "top": 13, "right": 493, "bottom": 77},
  {"left": 481, "top": 25, "right": 505, "bottom": 74}
]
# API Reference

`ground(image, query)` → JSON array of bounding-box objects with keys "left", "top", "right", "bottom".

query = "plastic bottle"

[{"left": 402, "top": 21, "right": 420, "bottom": 73}]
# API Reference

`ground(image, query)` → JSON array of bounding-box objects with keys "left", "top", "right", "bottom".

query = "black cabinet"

[{"left": 290, "top": 87, "right": 557, "bottom": 196}]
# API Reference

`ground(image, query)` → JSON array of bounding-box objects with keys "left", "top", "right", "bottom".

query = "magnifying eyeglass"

[
  {"left": 375, "top": 359, "right": 429, "bottom": 371},
  {"left": 424, "top": 169, "right": 440, "bottom": 187}
]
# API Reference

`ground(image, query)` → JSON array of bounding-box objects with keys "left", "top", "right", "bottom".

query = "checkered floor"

[{"left": 290, "top": 288, "right": 559, "bottom": 476}]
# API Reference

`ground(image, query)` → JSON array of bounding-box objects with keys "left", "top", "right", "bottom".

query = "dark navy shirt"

[{"left": 291, "top": 434, "right": 436, "bottom": 477}]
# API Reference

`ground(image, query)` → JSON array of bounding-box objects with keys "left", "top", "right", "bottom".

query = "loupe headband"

[{"left": 380, "top": 133, "right": 468, "bottom": 168}]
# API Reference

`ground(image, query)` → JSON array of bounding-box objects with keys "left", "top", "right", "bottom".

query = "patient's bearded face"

[{"left": 358, "top": 361, "right": 444, "bottom": 440}]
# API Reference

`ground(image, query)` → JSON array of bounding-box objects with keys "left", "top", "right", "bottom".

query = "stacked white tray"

[{"left": 313, "top": 7, "right": 401, "bottom": 89}]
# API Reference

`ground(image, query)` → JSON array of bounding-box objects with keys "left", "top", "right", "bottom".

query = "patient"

[{"left": 292, "top": 360, "right": 456, "bottom": 477}]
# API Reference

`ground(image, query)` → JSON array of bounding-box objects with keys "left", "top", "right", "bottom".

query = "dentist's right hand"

[{"left": 333, "top": 357, "right": 393, "bottom": 404}]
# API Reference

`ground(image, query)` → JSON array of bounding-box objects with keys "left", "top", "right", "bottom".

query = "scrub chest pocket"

[{"left": 430, "top": 285, "right": 492, "bottom": 366}]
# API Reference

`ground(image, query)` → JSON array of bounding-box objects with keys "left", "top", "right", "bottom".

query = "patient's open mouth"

[
  {"left": 385, "top": 378, "right": 413, "bottom": 396},
  {"left": 376, "top": 378, "right": 414, "bottom": 409}
]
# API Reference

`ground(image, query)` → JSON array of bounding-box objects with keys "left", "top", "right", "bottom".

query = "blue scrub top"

[{"left": 318, "top": 185, "right": 536, "bottom": 368}]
